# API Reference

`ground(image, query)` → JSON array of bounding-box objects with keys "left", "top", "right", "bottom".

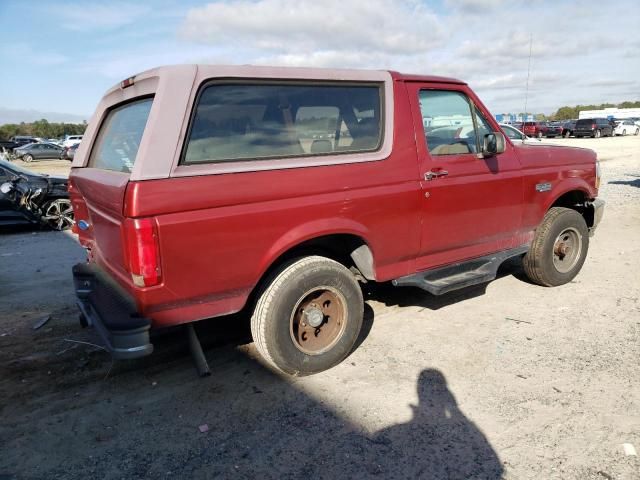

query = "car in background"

[
  {"left": 499, "top": 123, "right": 541, "bottom": 144},
  {"left": 62, "top": 135, "right": 83, "bottom": 148},
  {"left": 0, "top": 158, "right": 73, "bottom": 230},
  {"left": 574, "top": 118, "right": 615, "bottom": 138},
  {"left": 60, "top": 142, "right": 79, "bottom": 160},
  {"left": 8, "top": 136, "right": 37, "bottom": 151},
  {"left": 522, "top": 121, "right": 561, "bottom": 138},
  {"left": 561, "top": 120, "right": 576, "bottom": 138},
  {"left": 13, "top": 142, "right": 64, "bottom": 162},
  {"left": 614, "top": 120, "right": 639, "bottom": 136}
]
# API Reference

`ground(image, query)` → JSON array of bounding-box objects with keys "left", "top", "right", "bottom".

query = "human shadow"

[{"left": 370, "top": 369, "right": 503, "bottom": 479}]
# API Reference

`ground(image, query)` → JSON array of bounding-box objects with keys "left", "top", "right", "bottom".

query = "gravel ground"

[{"left": 0, "top": 136, "right": 638, "bottom": 479}]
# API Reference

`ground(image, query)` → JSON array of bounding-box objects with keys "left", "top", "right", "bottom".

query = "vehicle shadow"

[
  {"left": 0, "top": 230, "right": 504, "bottom": 479},
  {"left": 1, "top": 341, "right": 503, "bottom": 479},
  {"left": 363, "top": 254, "right": 528, "bottom": 311},
  {"left": 609, "top": 178, "right": 640, "bottom": 188}
]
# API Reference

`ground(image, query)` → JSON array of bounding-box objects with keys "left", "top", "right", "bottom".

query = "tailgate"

[{"left": 70, "top": 169, "right": 130, "bottom": 283}]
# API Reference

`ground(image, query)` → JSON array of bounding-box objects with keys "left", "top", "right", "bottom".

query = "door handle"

[{"left": 424, "top": 169, "right": 449, "bottom": 181}]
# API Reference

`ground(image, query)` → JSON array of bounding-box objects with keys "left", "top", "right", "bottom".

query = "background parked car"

[
  {"left": 574, "top": 118, "right": 615, "bottom": 138},
  {"left": 561, "top": 120, "right": 576, "bottom": 138},
  {"left": 0, "top": 158, "right": 73, "bottom": 230},
  {"left": 499, "top": 123, "right": 541, "bottom": 144},
  {"left": 522, "top": 121, "right": 561, "bottom": 138},
  {"left": 13, "top": 142, "right": 64, "bottom": 162},
  {"left": 8, "top": 136, "right": 37, "bottom": 152},
  {"left": 60, "top": 142, "right": 79, "bottom": 160},
  {"left": 62, "top": 135, "right": 83, "bottom": 148},
  {"left": 614, "top": 120, "right": 640, "bottom": 136}
]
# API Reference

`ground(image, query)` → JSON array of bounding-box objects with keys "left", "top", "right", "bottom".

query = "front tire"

[
  {"left": 251, "top": 256, "right": 364, "bottom": 375},
  {"left": 523, "top": 207, "right": 589, "bottom": 287},
  {"left": 23, "top": 154, "right": 33, "bottom": 162}
]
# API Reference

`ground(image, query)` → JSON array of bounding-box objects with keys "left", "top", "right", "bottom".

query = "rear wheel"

[
  {"left": 594, "top": 129, "right": 601, "bottom": 138},
  {"left": 523, "top": 207, "right": 589, "bottom": 287},
  {"left": 23, "top": 154, "right": 33, "bottom": 162},
  {"left": 622, "top": 129, "right": 626, "bottom": 136},
  {"left": 563, "top": 130, "right": 571, "bottom": 138},
  {"left": 537, "top": 132, "right": 543, "bottom": 138},
  {"left": 251, "top": 256, "right": 363, "bottom": 375},
  {"left": 635, "top": 128, "right": 639, "bottom": 136},
  {"left": 42, "top": 199, "right": 74, "bottom": 230}
]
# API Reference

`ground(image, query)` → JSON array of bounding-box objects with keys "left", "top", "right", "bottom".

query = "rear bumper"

[{"left": 73, "top": 263, "right": 153, "bottom": 359}]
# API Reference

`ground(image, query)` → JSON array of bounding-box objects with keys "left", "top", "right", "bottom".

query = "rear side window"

[
  {"left": 88, "top": 97, "right": 153, "bottom": 173},
  {"left": 182, "top": 82, "right": 381, "bottom": 164}
]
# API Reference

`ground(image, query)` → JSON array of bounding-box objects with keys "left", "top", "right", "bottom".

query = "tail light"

[
  {"left": 124, "top": 218, "right": 162, "bottom": 287},
  {"left": 592, "top": 123, "right": 596, "bottom": 129}
]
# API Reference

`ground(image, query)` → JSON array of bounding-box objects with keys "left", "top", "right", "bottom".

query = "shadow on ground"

[{"left": 0, "top": 228, "right": 506, "bottom": 478}]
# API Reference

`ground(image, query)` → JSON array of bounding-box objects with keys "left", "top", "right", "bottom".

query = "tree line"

[
  {"left": 0, "top": 119, "right": 87, "bottom": 140},
  {"left": 550, "top": 101, "right": 640, "bottom": 121}
]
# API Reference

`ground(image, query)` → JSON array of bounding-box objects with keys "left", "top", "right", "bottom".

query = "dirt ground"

[{"left": 1, "top": 136, "right": 639, "bottom": 479}]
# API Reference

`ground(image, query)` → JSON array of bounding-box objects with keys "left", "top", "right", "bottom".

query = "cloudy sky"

[{"left": 0, "top": 0, "right": 637, "bottom": 122}]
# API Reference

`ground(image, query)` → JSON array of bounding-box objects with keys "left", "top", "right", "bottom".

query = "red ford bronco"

[{"left": 69, "top": 65, "right": 604, "bottom": 375}]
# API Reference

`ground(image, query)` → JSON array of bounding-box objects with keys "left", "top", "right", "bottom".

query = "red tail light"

[
  {"left": 592, "top": 123, "right": 596, "bottom": 129},
  {"left": 124, "top": 218, "right": 161, "bottom": 287}
]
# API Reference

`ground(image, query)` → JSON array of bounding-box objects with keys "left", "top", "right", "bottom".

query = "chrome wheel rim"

[
  {"left": 552, "top": 227, "right": 582, "bottom": 273},
  {"left": 289, "top": 286, "right": 347, "bottom": 355},
  {"left": 42, "top": 199, "right": 74, "bottom": 230}
]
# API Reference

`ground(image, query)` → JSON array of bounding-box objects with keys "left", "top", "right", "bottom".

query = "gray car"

[{"left": 13, "top": 142, "right": 64, "bottom": 162}]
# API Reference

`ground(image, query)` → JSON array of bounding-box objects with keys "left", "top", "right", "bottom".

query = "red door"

[{"left": 406, "top": 82, "right": 525, "bottom": 271}]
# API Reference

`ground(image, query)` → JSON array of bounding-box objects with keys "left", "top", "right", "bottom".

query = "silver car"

[{"left": 13, "top": 142, "right": 64, "bottom": 162}]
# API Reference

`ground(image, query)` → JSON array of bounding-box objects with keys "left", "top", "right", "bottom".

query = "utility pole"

[{"left": 523, "top": 33, "right": 533, "bottom": 122}]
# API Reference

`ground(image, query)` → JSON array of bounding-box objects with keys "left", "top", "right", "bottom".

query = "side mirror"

[{"left": 483, "top": 132, "right": 506, "bottom": 157}]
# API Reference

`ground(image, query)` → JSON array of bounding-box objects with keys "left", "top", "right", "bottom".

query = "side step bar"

[{"left": 392, "top": 246, "right": 529, "bottom": 296}]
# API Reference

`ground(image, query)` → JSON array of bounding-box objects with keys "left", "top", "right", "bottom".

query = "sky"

[{"left": 0, "top": 0, "right": 638, "bottom": 123}]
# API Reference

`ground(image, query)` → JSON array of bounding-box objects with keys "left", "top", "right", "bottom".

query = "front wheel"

[
  {"left": 251, "top": 256, "right": 364, "bottom": 375},
  {"left": 41, "top": 198, "right": 74, "bottom": 230},
  {"left": 537, "top": 132, "right": 543, "bottom": 138},
  {"left": 563, "top": 130, "right": 571, "bottom": 138},
  {"left": 523, "top": 207, "right": 589, "bottom": 287},
  {"left": 622, "top": 129, "right": 626, "bottom": 136},
  {"left": 23, "top": 154, "right": 33, "bottom": 162}
]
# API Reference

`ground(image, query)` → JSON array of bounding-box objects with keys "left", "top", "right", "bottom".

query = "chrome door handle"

[{"left": 424, "top": 170, "right": 449, "bottom": 181}]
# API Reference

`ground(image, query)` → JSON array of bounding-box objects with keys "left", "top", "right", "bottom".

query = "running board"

[{"left": 392, "top": 246, "right": 529, "bottom": 296}]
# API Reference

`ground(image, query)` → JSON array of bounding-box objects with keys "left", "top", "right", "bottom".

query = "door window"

[{"left": 419, "top": 90, "right": 477, "bottom": 155}]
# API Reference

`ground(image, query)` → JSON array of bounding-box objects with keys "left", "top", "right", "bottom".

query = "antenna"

[{"left": 523, "top": 33, "right": 533, "bottom": 122}]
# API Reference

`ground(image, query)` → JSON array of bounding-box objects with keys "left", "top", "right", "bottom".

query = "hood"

[{"left": 515, "top": 142, "right": 597, "bottom": 169}]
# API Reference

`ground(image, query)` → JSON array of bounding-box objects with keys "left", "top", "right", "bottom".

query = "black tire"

[
  {"left": 523, "top": 207, "right": 589, "bottom": 287},
  {"left": 251, "top": 256, "right": 364, "bottom": 375},
  {"left": 594, "top": 129, "right": 601, "bottom": 138},
  {"left": 23, "top": 154, "right": 33, "bottom": 162},
  {"left": 563, "top": 130, "right": 571, "bottom": 138},
  {"left": 622, "top": 129, "right": 626, "bottom": 136},
  {"left": 537, "top": 132, "right": 543, "bottom": 138}
]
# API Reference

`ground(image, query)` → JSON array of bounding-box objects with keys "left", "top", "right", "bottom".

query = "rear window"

[
  {"left": 182, "top": 82, "right": 382, "bottom": 164},
  {"left": 576, "top": 119, "right": 593, "bottom": 127},
  {"left": 88, "top": 97, "right": 153, "bottom": 173}
]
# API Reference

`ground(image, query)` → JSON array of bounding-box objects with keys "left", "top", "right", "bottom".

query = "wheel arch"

[{"left": 547, "top": 188, "right": 596, "bottom": 228}]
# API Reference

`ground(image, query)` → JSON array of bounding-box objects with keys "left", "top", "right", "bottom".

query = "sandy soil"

[{"left": 0, "top": 136, "right": 638, "bottom": 479}]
